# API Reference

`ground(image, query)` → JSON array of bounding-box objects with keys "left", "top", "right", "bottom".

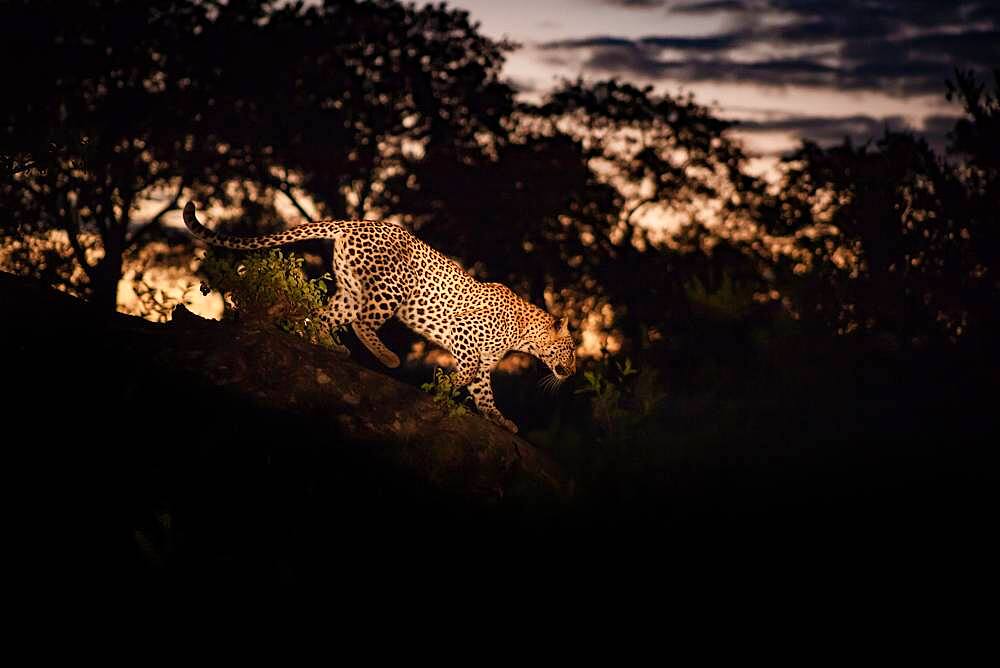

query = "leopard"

[{"left": 182, "top": 202, "right": 576, "bottom": 433}]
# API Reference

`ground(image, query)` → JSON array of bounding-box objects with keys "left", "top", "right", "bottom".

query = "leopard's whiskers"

[{"left": 537, "top": 373, "right": 565, "bottom": 396}]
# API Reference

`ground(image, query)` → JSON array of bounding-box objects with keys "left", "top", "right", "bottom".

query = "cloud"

[
  {"left": 968, "top": 2, "right": 1000, "bottom": 23},
  {"left": 542, "top": 36, "right": 642, "bottom": 49},
  {"left": 554, "top": 42, "right": 941, "bottom": 93},
  {"left": 670, "top": 0, "right": 750, "bottom": 13},
  {"left": 508, "top": 77, "right": 540, "bottom": 94},
  {"left": 639, "top": 34, "right": 745, "bottom": 50},
  {"left": 923, "top": 115, "right": 963, "bottom": 137},
  {"left": 581, "top": 44, "right": 673, "bottom": 77},
  {"left": 770, "top": 16, "right": 894, "bottom": 43},
  {"left": 539, "top": 1, "right": 999, "bottom": 97},
  {"left": 768, "top": 0, "right": 974, "bottom": 28},
  {"left": 735, "top": 113, "right": 962, "bottom": 153},
  {"left": 543, "top": 33, "right": 745, "bottom": 52},
  {"left": 738, "top": 114, "right": 909, "bottom": 143},
  {"left": 888, "top": 30, "right": 1000, "bottom": 68},
  {"left": 593, "top": 0, "right": 667, "bottom": 8}
]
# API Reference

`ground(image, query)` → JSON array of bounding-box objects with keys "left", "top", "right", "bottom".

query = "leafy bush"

[
  {"left": 198, "top": 248, "right": 340, "bottom": 348},
  {"left": 683, "top": 272, "right": 753, "bottom": 321},
  {"left": 575, "top": 352, "right": 667, "bottom": 441},
  {"left": 420, "top": 367, "right": 471, "bottom": 417}
]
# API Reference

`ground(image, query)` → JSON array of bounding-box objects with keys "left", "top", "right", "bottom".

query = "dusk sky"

[{"left": 431, "top": 0, "right": 1000, "bottom": 157}]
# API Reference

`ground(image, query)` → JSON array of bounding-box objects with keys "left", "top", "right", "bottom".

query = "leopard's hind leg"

[
  {"left": 317, "top": 290, "right": 358, "bottom": 355},
  {"left": 318, "top": 240, "right": 365, "bottom": 353},
  {"left": 352, "top": 285, "right": 405, "bottom": 368},
  {"left": 352, "top": 321, "right": 400, "bottom": 368},
  {"left": 335, "top": 237, "right": 410, "bottom": 369}
]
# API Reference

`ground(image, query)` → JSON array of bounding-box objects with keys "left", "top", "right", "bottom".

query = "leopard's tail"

[{"left": 182, "top": 201, "right": 348, "bottom": 250}]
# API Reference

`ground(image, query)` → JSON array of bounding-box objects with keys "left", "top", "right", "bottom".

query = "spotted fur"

[{"left": 183, "top": 202, "right": 576, "bottom": 433}]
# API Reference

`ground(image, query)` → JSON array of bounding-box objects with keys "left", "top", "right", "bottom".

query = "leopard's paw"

[
  {"left": 495, "top": 416, "right": 518, "bottom": 434},
  {"left": 380, "top": 351, "right": 401, "bottom": 368}
]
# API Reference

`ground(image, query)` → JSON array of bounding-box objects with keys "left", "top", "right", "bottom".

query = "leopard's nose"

[{"left": 554, "top": 364, "right": 568, "bottom": 376}]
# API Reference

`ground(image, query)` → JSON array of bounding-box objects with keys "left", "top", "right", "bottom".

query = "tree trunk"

[
  {"left": 165, "top": 304, "right": 573, "bottom": 506},
  {"left": 1, "top": 272, "right": 573, "bottom": 509},
  {"left": 91, "top": 209, "right": 127, "bottom": 314},
  {"left": 90, "top": 262, "right": 121, "bottom": 314}
]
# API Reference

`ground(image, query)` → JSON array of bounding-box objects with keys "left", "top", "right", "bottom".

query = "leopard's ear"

[{"left": 552, "top": 316, "right": 570, "bottom": 337}]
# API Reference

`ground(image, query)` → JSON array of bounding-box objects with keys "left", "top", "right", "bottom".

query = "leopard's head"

[{"left": 536, "top": 316, "right": 577, "bottom": 380}]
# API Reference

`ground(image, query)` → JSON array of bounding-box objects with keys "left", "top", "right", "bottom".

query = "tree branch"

[
  {"left": 127, "top": 180, "right": 186, "bottom": 248},
  {"left": 57, "top": 193, "right": 99, "bottom": 284},
  {"left": 10, "top": 159, "right": 36, "bottom": 176},
  {"left": 273, "top": 173, "right": 315, "bottom": 223},
  {"left": 623, "top": 196, "right": 656, "bottom": 226},
  {"left": 116, "top": 188, "right": 134, "bottom": 249},
  {"left": 95, "top": 190, "right": 113, "bottom": 248}
]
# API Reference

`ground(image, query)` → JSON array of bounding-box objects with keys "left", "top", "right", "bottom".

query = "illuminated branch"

[
  {"left": 127, "top": 180, "right": 187, "bottom": 247},
  {"left": 57, "top": 193, "right": 99, "bottom": 284},
  {"left": 623, "top": 197, "right": 655, "bottom": 226},
  {"left": 10, "top": 160, "right": 36, "bottom": 176},
  {"left": 272, "top": 171, "right": 315, "bottom": 223}
]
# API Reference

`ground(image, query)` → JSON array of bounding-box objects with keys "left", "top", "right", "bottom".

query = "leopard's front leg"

[
  {"left": 447, "top": 355, "right": 514, "bottom": 432},
  {"left": 467, "top": 366, "right": 518, "bottom": 434},
  {"left": 447, "top": 312, "right": 518, "bottom": 433}
]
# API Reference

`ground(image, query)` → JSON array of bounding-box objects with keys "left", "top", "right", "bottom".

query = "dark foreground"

[{"left": 3, "top": 272, "right": 996, "bottom": 590}]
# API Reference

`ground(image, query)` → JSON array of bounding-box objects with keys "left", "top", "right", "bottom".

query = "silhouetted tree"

[
  {"left": 948, "top": 68, "right": 1000, "bottom": 176},
  {"left": 764, "top": 67, "right": 1000, "bottom": 348},
  {"left": 1, "top": 0, "right": 516, "bottom": 312},
  {"left": 209, "top": 0, "right": 516, "bottom": 221},
  {"left": 521, "top": 80, "right": 766, "bottom": 348},
  {"left": 946, "top": 67, "right": 1000, "bottom": 345},
  {"left": 0, "top": 0, "right": 241, "bottom": 310}
]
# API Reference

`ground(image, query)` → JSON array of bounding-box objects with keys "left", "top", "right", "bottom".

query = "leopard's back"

[{"left": 393, "top": 235, "right": 501, "bottom": 347}]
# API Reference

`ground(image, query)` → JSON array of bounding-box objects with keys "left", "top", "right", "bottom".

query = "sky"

[{"left": 431, "top": 0, "right": 1000, "bottom": 156}]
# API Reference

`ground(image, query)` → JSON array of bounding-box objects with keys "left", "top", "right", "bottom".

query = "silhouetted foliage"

[
  {"left": 1, "top": 0, "right": 516, "bottom": 311},
  {"left": 947, "top": 68, "right": 1000, "bottom": 176},
  {"left": 761, "top": 68, "right": 1000, "bottom": 348}
]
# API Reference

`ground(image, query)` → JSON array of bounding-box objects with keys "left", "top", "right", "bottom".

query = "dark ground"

[{"left": 3, "top": 272, "right": 997, "bottom": 591}]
